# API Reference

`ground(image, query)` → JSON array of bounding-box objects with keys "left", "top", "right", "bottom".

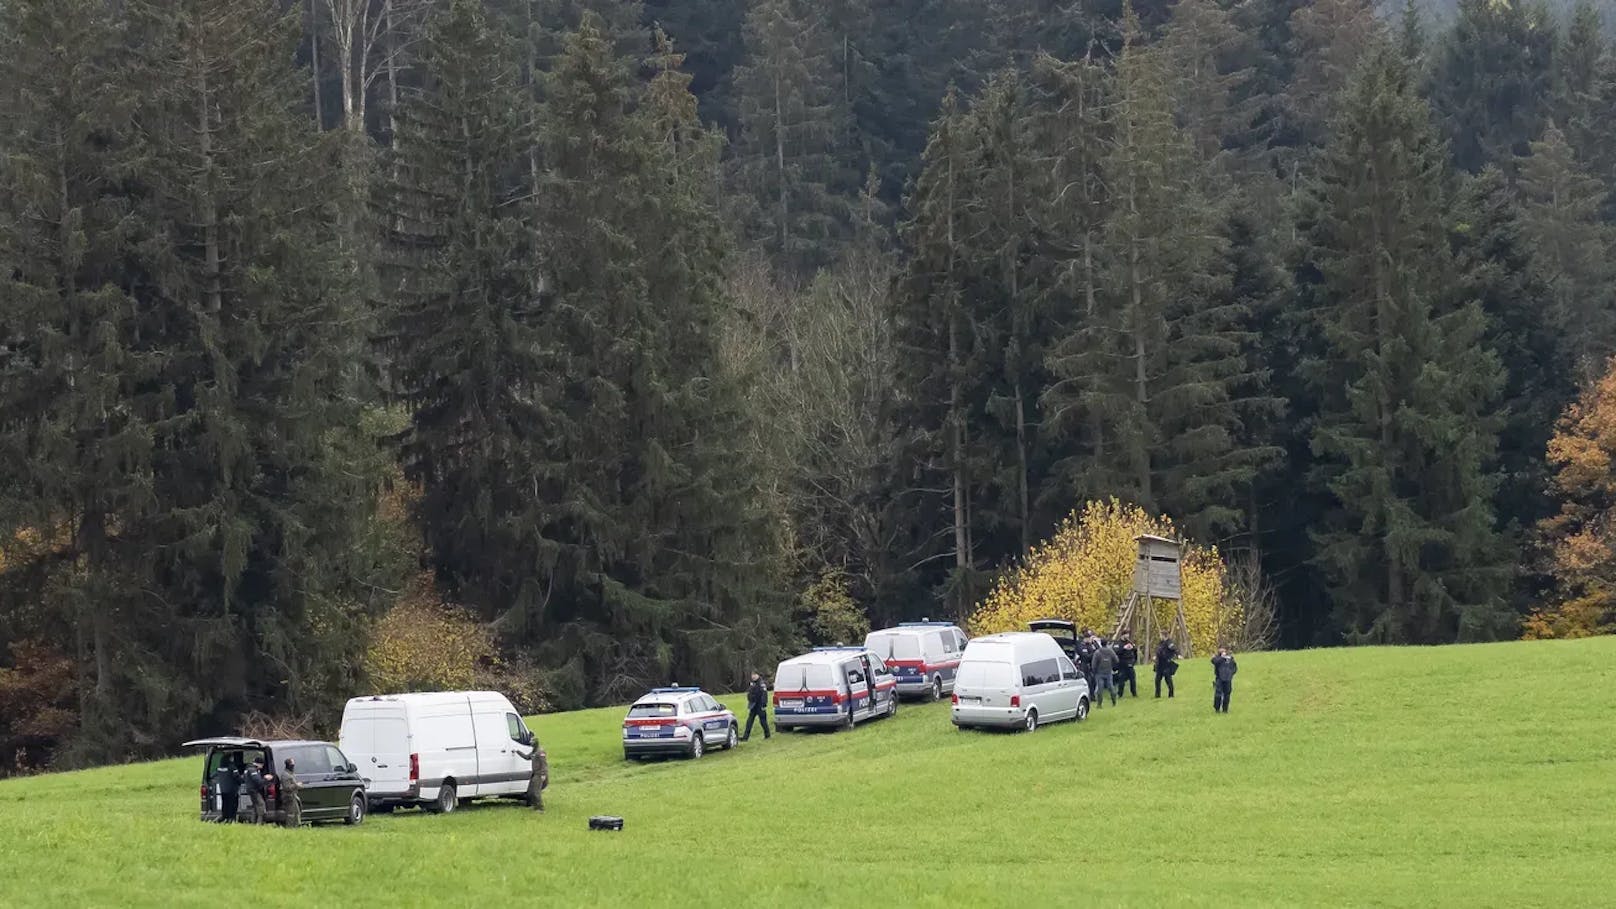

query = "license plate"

[
  {"left": 958, "top": 696, "right": 981, "bottom": 704},
  {"left": 779, "top": 699, "right": 803, "bottom": 708}
]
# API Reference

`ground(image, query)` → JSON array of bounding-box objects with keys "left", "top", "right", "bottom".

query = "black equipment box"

[{"left": 588, "top": 815, "right": 624, "bottom": 831}]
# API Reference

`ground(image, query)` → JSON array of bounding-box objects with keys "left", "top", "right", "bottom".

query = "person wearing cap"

[
  {"left": 1154, "top": 632, "right": 1178, "bottom": 698},
  {"left": 1075, "top": 630, "right": 1096, "bottom": 694},
  {"left": 244, "top": 755, "right": 268, "bottom": 823},
  {"left": 742, "top": 671, "right": 771, "bottom": 741},
  {"left": 1211, "top": 646, "right": 1238, "bottom": 713},
  {"left": 515, "top": 730, "right": 549, "bottom": 811},
  {"left": 1115, "top": 632, "right": 1140, "bottom": 698}
]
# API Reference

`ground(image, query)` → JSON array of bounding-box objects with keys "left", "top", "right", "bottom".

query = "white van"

[
  {"left": 772, "top": 647, "right": 899, "bottom": 731},
  {"left": 951, "top": 632, "right": 1089, "bottom": 732},
  {"left": 338, "top": 691, "right": 538, "bottom": 814},
  {"left": 864, "top": 621, "right": 968, "bottom": 700}
]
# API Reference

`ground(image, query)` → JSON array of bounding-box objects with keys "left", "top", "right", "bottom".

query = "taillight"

[
  {"left": 950, "top": 693, "right": 958, "bottom": 705},
  {"left": 1010, "top": 695, "right": 1021, "bottom": 708},
  {"left": 409, "top": 753, "right": 419, "bottom": 783},
  {"left": 267, "top": 780, "right": 278, "bottom": 800},
  {"left": 199, "top": 784, "right": 208, "bottom": 799}
]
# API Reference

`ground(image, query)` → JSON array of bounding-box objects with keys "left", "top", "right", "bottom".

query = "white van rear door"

[
  {"left": 339, "top": 705, "right": 411, "bottom": 797},
  {"left": 955, "top": 659, "right": 1017, "bottom": 708}
]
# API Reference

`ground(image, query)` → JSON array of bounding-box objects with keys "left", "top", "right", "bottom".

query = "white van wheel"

[
  {"left": 433, "top": 782, "right": 458, "bottom": 814},
  {"left": 1024, "top": 709, "right": 1039, "bottom": 733},
  {"left": 1076, "top": 697, "right": 1090, "bottom": 721},
  {"left": 931, "top": 677, "right": 943, "bottom": 701}
]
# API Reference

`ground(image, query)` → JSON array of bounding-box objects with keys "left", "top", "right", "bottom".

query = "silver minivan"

[{"left": 950, "top": 632, "right": 1090, "bottom": 732}]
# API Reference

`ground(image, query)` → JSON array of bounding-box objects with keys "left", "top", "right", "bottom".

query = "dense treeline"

[{"left": 2, "top": 0, "right": 1614, "bottom": 769}]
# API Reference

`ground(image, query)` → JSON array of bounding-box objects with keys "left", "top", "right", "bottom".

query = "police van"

[
  {"left": 864, "top": 621, "right": 968, "bottom": 701},
  {"left": 621, "top": 687, "right": 740, "bottom": 760},
  {"left": 772, "top": 646, "right": 899, "bottom": 731}
]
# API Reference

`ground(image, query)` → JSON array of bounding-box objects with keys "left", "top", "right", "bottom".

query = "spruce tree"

[
  {"left": 1304, "top": 44, "right": 1510, "bottom": 643},
  {"left": 534, "top": 17, "right": 791, "bottom": 701},
  {"left": 1449, "top": 167, "right": 1575, "bottom": 570},
  {"left": 380, "top": 0, "right": 554, "bottom": 639},
  {"left": 729, "top": 0, "right": 857, "bottom": 278},
  {"left": 1514, "top": 124, "right": 1616, "bottom": 374},
  {"left": 1429, "top": 0, "right": 1557, "bottom": 173}
]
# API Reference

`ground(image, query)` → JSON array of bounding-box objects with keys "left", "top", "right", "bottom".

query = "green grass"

[{"left": 3, "top": 638, "right": 1615, "bottom": 907}]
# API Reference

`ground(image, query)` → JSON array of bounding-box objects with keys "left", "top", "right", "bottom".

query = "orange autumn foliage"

[{"left": 1531, "top": 357, "right": 1616, "bottom": 639}]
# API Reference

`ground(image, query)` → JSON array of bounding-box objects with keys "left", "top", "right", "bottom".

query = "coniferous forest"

[{"left": 3, "top": 0, "right": 1616, "bottom": 768}]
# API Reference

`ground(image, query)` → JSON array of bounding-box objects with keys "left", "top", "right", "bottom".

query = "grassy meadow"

[{"left": 2, "top": 638, "right": 1614, "bottom": 907}]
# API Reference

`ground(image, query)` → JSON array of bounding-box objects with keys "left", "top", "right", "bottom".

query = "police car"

[
  {"left": 865, "top": 620, "right": 968, "bottom": 700},
  {"left": 772, "top": 646, "right": 899, "bottom": 731},
  {"left": 621, "top": 687, "right": 740, "bottom": 761}
]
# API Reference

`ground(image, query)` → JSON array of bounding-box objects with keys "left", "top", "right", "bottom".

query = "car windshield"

[
  {"left": 865, "top": 632, "right": 921, "bottom": 660},
  {"left": 774, "top": 663, "right": 835, "bottom": 690},
  {"left": 628, "top": 703, "right": 676, "bottom": 718},
  {"left": 958, "top": 661, "right": 1016, "bottom": 688}
]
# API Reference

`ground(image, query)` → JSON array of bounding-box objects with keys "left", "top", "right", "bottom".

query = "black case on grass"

[{"left": 588, "top": 815, "right": 624, "bottom": 831}]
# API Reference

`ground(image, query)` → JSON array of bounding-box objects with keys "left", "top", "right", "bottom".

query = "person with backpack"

[
  {"left": 1212, "top": 647, "right": 1238, "bottom": 713},
  {"left": 1154, "top": 632, "right": 1179, "bottom": 699}
]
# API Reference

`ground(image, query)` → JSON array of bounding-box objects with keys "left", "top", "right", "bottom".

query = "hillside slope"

[{"left": 2, "top": 639, "right": 1613, "bottom": 907}]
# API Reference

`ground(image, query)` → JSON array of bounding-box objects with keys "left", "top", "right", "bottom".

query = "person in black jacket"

[
  {"left": 1115, "top": 633, "right": 1140, "bottom": 698},
  {"left": 1211, "top": 647, "right": 1238, "bottom": 713},
  {"left": 742, "top": 672, "right": 771, "bottom": 741},
  {"left": 1075, "top": 631, "right": 1096, "bottom": 694},
  {"left": 1153, "top": 632, "right": 1178, "bottom": 698},
  {"left": 212, "top": 755, "right": 243, "bottom": 823}
]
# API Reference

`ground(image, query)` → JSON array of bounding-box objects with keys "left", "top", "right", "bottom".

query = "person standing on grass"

[
  {"left": 516, "top": 733, "right": 548, "bottom": 811},
  {"left": 1154, "top": 632, "right": 1178, "bottom": 698},
  {"left": 278, "top": 757, "right": 303, "bottom": 828},
  {"left": 743, "top": 671, "right": 771, "bottom": 741},
  {"left": 1116, "top": 633, "right": 1140, "bottom": 698},
  {"left": 1091, "top": 637, "right": 1119, "bottom": 707},
  {"left": 1076, "top": 631, "right": 1097, "bottom": 694},
  {"left": 1211, "top": 647, "right": 1237, "bottom": 713}
]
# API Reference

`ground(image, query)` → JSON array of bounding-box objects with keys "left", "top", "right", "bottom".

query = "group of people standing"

[
  {"left": 211, "top": 754, "right": 302, "bottom": 826},
  {"left": 1075, "top": 630, "right": 1239, "bottom": 713}
]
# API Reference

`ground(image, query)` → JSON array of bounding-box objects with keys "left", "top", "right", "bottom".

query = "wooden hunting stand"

[{"left": 1111, "top": 534, "right": 1193, "bottom": 656}]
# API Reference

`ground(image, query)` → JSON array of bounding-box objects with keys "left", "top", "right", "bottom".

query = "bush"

[
  {"left": 968, "top": 499, "right": 1245, "bottom": 656},
  {"left": 797, "top": 568, "right": 871, "bottom": 647}
]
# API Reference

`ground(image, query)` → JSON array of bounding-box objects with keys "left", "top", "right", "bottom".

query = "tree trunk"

[
  {"left": 196, "top": 24, "right": 223, "bottom": 317},
  {"left": 1128, "top": 174, "right": 1150, "bottom": 506},
  {"left": 1370, "top": 174, "right": 1404, "bottom": 631},
  {"left": 384, "top": 0, "right": 399, "bottom": 143},
  {"left": 310, "top": 0, "right": 324, "bottom": 128},
  {"left": 773, "top": 72, "right": 788, "bottom": 259}
]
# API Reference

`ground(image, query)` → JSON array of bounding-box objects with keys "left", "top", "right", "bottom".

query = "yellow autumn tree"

[
  {"left": 967, "top": 499, "right": 1236, "bottom": 656},
  {"left": 1529, "top": 357, "right": 1616, "bottom": 639}
]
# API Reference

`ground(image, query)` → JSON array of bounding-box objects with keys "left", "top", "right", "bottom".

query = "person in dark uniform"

[
  {"left": 743, "top": 671, "right": 771, "bottom": 741},
  {"left": 1075, "top": 631, "right": 1096, "bottom": 694},
  {"left": 244, "top": 756, "right": 268, "bottom": 823},
  {"left": 1154, "top": 632, "right": 1178, "bottom": 698},
  {"left": 1116, "top": 633, "right": 1140, "bottom": 698},
  {"left": 1211, "top": 647, "right": 1238, "bottom": 713},
  {"left": 212, "top": 754, "right": 243, "bottom": 823}
]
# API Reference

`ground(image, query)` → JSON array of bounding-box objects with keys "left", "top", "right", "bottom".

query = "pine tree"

[
  {"left": 894, "top": 87, "right": 989, "bottom": 615},
  {"left": 1449, "top": 167, "right": 1575, "bottom": 578},
  {"left": 1304, "top": 44, "right": 1510, "bottom": 643},
  {"left": 1554, "top": 2, "right": 1616, "bottom": 208},
  {"left": 1429, "top": 0, "right": 1557, "bottom": 173},
  {"left": 1, "top": 0, "right": 390, "bottom": 756},
  {"left": 1515, "top": 124, "right": 1616, "bottom": 375},
  {"left": 534, "top": 16, "right": 791, "bottom": 701},
  {"left": 380, "top": 0, "right": 554, "bottom": 640},
  {"left": 729, "top": 0, "right": 856, "bottom": 278}
]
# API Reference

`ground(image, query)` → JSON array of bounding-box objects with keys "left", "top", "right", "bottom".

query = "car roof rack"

[
  {"left": 650, "top": 686, "right": 701, "bottom": 693},
  {"left": 896, "top": 620, "right": 954, "bottom": 627}
]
